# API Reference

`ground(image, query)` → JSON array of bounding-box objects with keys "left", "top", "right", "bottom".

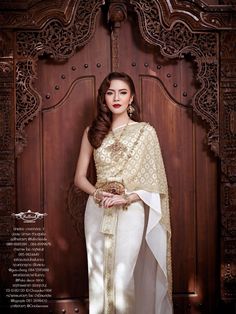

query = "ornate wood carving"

[
  {"left": 145, "top": 0, "right": 236, "bottom": 30},
  {"left": 15, "top": 0, "right": 104, "bottom": 154},
  {"left": 0, "top": 31, "right": 15, "bottom": 298},
  {"left": 12, "top": 0, "right": 235, "bottom": 156},
  {"left": 0, "top": 0, "right": 77, "bottom": 28},
  {"left": 0, "top": 69, "right": 14, "bottom": 153},
  {"left": 0, "top": 0, "right": 235, "bottom": 308},
  {"left": 130, "top": 0, "right": 219, "bottom": 154},
  {"left": 16, "top": 0, "right": 105, "bottom": 58},
  {"left": 15, "top": 59, "right": 41, "bottom": 156},
  {"left": 220, "top": 30, "right": 236, "bottom": 301},
  {"left": 108, "top": 0, "right": 127, "bottom": 71},
  {"left": 2, "top": 0, "right": 234, "bottom": 30},
  {"left": 0, "top": 33, "right": 14, "bottom": 185}
]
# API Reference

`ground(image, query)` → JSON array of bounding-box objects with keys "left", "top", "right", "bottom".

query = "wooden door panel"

[
  {"left": 16, "top": 11, "right": 110, "bottom": 311},
  {"left": 17, "top": 116, "right": 41, "bottom": 212},
  {"left": 140, "top": 76, "right": 197, "bottom": 293},
  {"left": 16, "top": 7, "right": 219, "bottom": 314},
  {"left": 118, "top": 14, "right": 218, "bottom": 313},
  {"left": 195, "top": 121, "right": 218, "bottom": 313},
  {"left": 141, "top": 77, "right": 218, "bottom": 312},
  {"left": 42, "top": 76, "right": 95, "bottom": 296},
  {"left": 142, "top": 77, "right": 197, "bottom": 294}
]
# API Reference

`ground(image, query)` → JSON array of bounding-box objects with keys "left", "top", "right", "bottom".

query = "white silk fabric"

[
  {"left": 85, "top": 190, "right": 173, "bottom": 314},
  {"left": 85, "top": 122, "right": 173, "bottom": 313}
]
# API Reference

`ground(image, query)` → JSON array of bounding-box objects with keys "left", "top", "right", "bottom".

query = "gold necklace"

[{"left": 107, "top": 121, "right": 130, "bottom": 160}]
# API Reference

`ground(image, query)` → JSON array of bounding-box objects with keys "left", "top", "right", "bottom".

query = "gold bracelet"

[
  {"left": 123, "top": 194, "right": 131, "bottom": 211},
  {"left": 93, "top": 188, "right": 102, "bottom": 205}
]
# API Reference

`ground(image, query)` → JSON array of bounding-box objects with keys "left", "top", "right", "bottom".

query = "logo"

[{"left": 12, "top": 210, "right": 47, "bottom": 223}]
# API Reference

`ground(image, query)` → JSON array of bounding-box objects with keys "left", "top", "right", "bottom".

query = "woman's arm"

[
  {"left": 74, "top": 128, "right": 140, "bottom": 207},
  {"left": 101, "top": 192, "right": 141, "bottom": 208},
  {"left": 74, "top": 127, "right": 96, "bottom": 195}
]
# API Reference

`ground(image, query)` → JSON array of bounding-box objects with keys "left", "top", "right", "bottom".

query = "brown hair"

[{"left": 88, "top": 72, "right": 141, "bottom": 148}]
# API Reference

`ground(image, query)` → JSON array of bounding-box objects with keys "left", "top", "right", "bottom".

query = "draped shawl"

[{"left": 94, "top": 122, "right": 173, "bottom": 313}]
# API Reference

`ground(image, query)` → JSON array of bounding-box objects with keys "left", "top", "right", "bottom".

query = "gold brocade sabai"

[{"left": 94, "top": 122, "right": 172, "bottom": 300}]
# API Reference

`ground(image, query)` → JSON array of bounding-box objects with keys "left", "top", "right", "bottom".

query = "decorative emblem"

[
  {"left": 107, "top": 123, "right": 129, "bottom": 161},
  {"left": 12, "top": 210, "right": 47, "bottom": 223},
  {"left": 107, "top": 139, "right": 127, "bottom": 161}
]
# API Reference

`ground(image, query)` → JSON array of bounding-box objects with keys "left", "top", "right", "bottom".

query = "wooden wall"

[{"left": 0, "top": 1, "right": 235, "bottom": 313}]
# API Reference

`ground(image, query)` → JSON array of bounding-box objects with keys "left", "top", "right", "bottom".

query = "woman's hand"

[
  {"left": 101, "top": 193, "right": 141, "bottom": 209},
  {"left": 93, "top": 189, "right": 114, "bottom": 205},
  {"left": 93, "top": 189, "right": 141, "bottom": 209},
  {"left": 101, "top": 194, "right": 128, "bottom": 208}
]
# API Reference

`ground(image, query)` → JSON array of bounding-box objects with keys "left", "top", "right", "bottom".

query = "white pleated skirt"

[{"left": 84, "top": 196, "right": 145, "bottom": 314}]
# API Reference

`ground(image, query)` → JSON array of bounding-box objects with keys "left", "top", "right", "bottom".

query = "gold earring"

[{"left": 127, "top": 104, "right": 135, "bottom": 117}]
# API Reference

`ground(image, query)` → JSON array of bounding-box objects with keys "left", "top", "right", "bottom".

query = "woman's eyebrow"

[{"left": 107, "top": 88, "right": 128, "bottom": 91}]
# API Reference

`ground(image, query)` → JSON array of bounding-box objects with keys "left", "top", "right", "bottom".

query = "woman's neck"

[{"left": 111, "top": 114, "right": 131, "bottom": 130}]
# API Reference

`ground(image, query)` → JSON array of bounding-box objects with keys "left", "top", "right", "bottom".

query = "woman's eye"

[
  {"left": 120, "top": 91, "right": 127, "bottom": 95},
  {"left": 106, "top": 91, "right": 113, "bottom": 96}
]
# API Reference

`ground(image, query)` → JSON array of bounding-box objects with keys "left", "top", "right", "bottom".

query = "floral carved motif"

[
  {"left": 0, "top": 93, "right": 14, "bottom": 152},
  {"left": 0, "top": 59, "right": 14, "bottom": 153},
  {"left": 220, "top": 31, "right": 236, "bottom": 301},
  {"left": 15, "top": 0, "right": 104, "bottom": 155},
  {"left": 0, "top": 28, "right": 15, "bottom": 290},
  {"left": 163, "top": 0, "right": 236, "bottom": 30},
  {"left": 0, "top": 161, "right": 14, "bottom": 187},
  {"left": 131, "top": 0, "right": 219, "bottom": 154},
  {"left": 222, "top": 262, "right": 236, "bottom": 298},
  {"left": 15, "top": 59, "right": 41, "bottom": 157},
  {"left": 0, "top": 0, "right": 76, "bottom": 28},
  {"left": 220, "top": 32, "right": 236, "bottom": 162},
  {"left": 0, "top": 61, "right": 13, "bottom": 74},
  {"left": 0, "top": 187, "right": 15, "bottom": 217},
  {"left": 201, "top": 12, "right": 236, "bottom": 29},
  {"left": 16, "top": 0, "right": 105, "bottom": 59}
]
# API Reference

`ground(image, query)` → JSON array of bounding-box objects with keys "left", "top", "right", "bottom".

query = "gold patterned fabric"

[
  {"left": 88, "top": 122, "right": 172, "bottom": 313},
  {"left": 94, "top": 122, "right": 171, "bottom": 232},
  {"left": 95, "top": 123, "right": 172, "bottom": 277}
]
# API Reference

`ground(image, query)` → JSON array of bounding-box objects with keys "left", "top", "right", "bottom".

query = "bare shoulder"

[
  {"left": 84, "top": 126, "right": 90, "bottom": 134},
  {"left": 81, "top": 126, "right": 93, "bottom": 151},
  {"left": 83, "top": 126, "right": 91, "bottom": 140}
]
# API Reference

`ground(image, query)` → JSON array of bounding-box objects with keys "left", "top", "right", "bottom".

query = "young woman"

[{"left": 74, "top": 72, "right": 173, "bottom": 314}]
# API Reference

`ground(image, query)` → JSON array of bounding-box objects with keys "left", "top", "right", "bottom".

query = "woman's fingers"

[
  {"left": 103, "top": 197, "right": 115, "bottom": 207},
  {"left": 101, "top": 195, "right": 127, "bottom": 208},
  {"left": 101, "top": 191, "right": 114, "bottom": 197}
]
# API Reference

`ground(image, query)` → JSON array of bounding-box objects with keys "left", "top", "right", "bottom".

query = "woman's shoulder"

[
  {"left": 135, "top": 121, "right": 156, "bottom": 134},
  {"left": 129, "top": 122, "right": 157, "bottom": 140},
  {"left": 81, "top": 126, "right": 90, "bottom": 138}
]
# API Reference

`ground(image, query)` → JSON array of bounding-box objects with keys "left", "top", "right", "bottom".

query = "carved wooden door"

[
  {"left": 15, "top": 2, "right": 219, "bottom": 314},
  {"left": 16, "top": 9, "right": 111, "bottom": 314}
]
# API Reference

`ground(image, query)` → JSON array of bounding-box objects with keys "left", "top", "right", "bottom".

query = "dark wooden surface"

[{"left": 0, "top": 1, "right": 235, "bottom": 313}]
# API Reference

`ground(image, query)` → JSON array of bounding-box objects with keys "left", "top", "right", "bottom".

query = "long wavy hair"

[{"left": 88, "top": 72, "right": 141, "bottom": 148}]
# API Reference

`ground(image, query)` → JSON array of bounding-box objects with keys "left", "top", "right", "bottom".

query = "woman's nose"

[{"left": 114, "top": 92, "right": 120, "bottom": 101}]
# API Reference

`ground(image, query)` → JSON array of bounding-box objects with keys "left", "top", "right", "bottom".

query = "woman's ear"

[{"left": 129, "top": 95, "right": 134, "bottom": 104}]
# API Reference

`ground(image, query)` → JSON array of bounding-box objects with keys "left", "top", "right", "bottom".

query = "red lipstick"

[{"left": 113, "top": 104, "right": 121, "bottom": 108}]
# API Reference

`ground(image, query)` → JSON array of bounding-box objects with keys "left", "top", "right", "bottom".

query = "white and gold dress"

[{"left": 84, "top": 122, "right": 173, "bottom": 314}]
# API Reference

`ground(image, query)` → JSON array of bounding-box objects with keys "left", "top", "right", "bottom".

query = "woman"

[{"left": 74, "top": 72, "right": 173, "bottom": 314}]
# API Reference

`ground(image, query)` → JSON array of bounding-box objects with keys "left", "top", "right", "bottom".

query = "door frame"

[{"left": 0, "top": 0, "right": 235, "bottom": 312}]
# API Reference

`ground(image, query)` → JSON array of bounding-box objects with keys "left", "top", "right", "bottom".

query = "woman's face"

[{"left": 104, "top": 79, "right": 133, "bottom": 117}]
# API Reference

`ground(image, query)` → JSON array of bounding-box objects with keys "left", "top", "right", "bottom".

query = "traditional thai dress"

[{"left": 84, "top": 122, "right": 173, "bottom": 314}]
